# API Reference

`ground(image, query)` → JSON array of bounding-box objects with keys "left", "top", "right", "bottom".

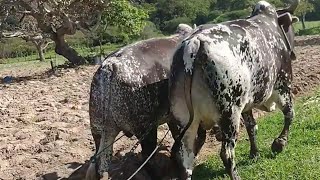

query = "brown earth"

[{"left": 0, "top": 37, "right": 319, "bottom": 180}]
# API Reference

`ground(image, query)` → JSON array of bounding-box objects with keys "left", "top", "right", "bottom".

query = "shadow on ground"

[
  {"left": 0, "top": 63, "right": 79, "bottom": 85},
  {"left": 1, "top": 70, "right": 56, "bottom": 84},
  {"left": 42, "top": 147, "right": 179, "bottom": 180}
]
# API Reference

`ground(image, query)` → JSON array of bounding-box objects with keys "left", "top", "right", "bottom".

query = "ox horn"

[{"left": 286, "top": 0, "right": 300, "bottom": 13}]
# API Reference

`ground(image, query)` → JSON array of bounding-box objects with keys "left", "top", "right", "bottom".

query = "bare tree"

[{"left": 0, "top": 0, "right": 105, "bottom": 65}]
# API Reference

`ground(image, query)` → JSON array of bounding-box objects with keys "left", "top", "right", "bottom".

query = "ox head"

[
  {"left": 251, "top": 0, "right": 299, "bottom": 60},
  {"left": 175, "top": 24, "right": 194, "bottom": 37}
]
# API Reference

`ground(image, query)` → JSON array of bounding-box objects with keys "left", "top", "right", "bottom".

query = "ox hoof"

[
  {"left": 215, "top": 133, "right": 223, "bottom": 142},
  {"left": 85, "top": 163, "right": 99, "bottom": 180},
  {"left": 177, "top": 169, "right": 192, "bottom": 180},
  {"left": 271, "top": 137, "right": 287, "bottom": 153},
  {"left": 249, "top": 151, "right": 260, "bottom": 160},
  {"left": 233, "top": 175, "right": 241, "bottom": 180},
  {"left": 101, "top": 172, "right": 109, "bottom": 180},
  {"left": 229, "top": 170, "right": 241, "bottom": 180}
]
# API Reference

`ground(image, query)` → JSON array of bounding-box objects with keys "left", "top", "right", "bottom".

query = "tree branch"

[{"left": 2, "top": 31, "right": 25, "bottom": 38}]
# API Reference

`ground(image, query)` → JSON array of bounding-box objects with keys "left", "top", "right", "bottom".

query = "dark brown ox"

[
  {"left": 85, "top": 24, "right": 205, "bottom": 180},
  {"left": 168, "top": 1, "right": 299, "bottom": 179}
]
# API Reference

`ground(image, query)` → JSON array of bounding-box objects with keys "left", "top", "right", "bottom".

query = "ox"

[
  {"left": 85, "top": 24, "right": 205, "bottom": 180},
  {"left": 169, "top": 1, "right": 299, "bottom": 179}
]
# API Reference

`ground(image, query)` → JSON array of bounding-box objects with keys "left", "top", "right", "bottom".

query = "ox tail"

[
  {"left": 89, "top": 62, "right": 116, "bottom": 135},
  {"left": 87, "top": 62, "right": 116, "bottom": 179},
  {"left": 181, "top": 37, "right": 201, "bottom": 138}
]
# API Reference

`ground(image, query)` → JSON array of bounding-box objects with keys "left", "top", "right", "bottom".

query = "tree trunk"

[
  {"left": 301, "top": 14, "right": 306, "bottom": 30},
  {"left": 36, "top": 45, "right": 45, "bottom": 61},
  {"left": 52, "top": 33, "right": 86, "bottom": 65}
]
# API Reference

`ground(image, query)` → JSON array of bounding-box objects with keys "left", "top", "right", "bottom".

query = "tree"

[
  {"left": 1, "top": 16, "right": 52, "bottom": 61},
  {"left": 93, "top": 0, "right": 148, "bottom": 43},
  {"left": 0, "top": 0, "right": 147, "bottom": 65},
  {"left": 151, "top": 0, "right": 213, "bottom": 32},
  {"left": 295, "top": 0, "right": 315, "bottom": 29},
  {"left": 307, "top": 0, "right": 320, "bottom": 20}
]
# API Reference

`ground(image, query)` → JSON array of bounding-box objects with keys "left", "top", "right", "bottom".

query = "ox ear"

[
  {"left": 176, "top": 24, "right": 193, "bottom": 36},
  {"left": 193, "top": 24, "right": 197, "bottom": 29}
]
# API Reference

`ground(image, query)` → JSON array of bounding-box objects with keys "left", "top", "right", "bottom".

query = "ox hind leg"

[
  {"left": 271, "top": 90, "right": 294, "bottom": 154},
  {"left": 168, "top": 119, "right": 206, "bottom": 156},
  {"left": 86, "top": 132, "right": 101, "bottom": 180},
  {"left": 139, "top": 124, "right": 161, "bottom": 180},
  {"left": 140, "top": 125, "right": 158, "bottom": 158},
  {"left": 220, "top": 110, "right": 241, "bottom": 180},
  {"left": 242, "top": 110, "right": 259, "bottom": 159},
  {"left": 194, "top": 125, "right": 206, "bottom": 156},
  {"left": 86, "top": 127, "right": 120, "bottom": 180},
  {"left": 140, "top": 120, "right": 206, "bottom": 180},
  {"left": 172, "top": 116, "right": 202, "bottom": 180}
]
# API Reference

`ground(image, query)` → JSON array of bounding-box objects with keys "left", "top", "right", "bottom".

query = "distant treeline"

[{"left": 1, "top": 0, "right": 319, "bottom": 59}]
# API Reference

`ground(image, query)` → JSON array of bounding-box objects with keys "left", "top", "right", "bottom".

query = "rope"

[
  {"left": 126, "top": 129, "right": 171, "bottom": 180},
  {"left": 90, "top": 133, "right": 126, "bottom": 163}
]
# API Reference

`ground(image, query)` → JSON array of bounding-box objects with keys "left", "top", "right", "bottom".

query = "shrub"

[
  {"left": 0, "top": 32, "right": 88, "bottom": 60},
  {"left": 65, "top": 31, "right": 87, "bottom": 48},
  {"left": 0, "top": 38, "right": 37, "bottom": 59},
  {"left": 211, "top": 9, "right": 250, "bottom": 23},
  {"left": 206, "top": 10, "right": 223, "bottom": 23},
  {"left": 89, "top": 26, "right": 130, "bottom": 45},
  {"left": 163, "top": 17, "right": 192, "bottom": 34},
  {"left": 139, "top": 21, "right": 164, "bottom": 40}
]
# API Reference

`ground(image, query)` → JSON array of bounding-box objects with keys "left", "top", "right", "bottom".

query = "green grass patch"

[
  {"left": 0, "top": 57, "right": 66, "bottom": 72},
  {"left": 294, "top": 21, "right": 320, "bottom": 36},
  {"left": 294, "top": 21, "right": 320, "bottom": 32},
  {"left": 193, "top": 89, "right": 320, "bottom": 180},
  {"left": 298, "top": 26, "right": 320, "bottom": 36},
  {"left": 74, "top": 43, "right": 123, "bottom": 58}
]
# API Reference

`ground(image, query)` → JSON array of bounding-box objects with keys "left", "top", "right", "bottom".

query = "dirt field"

[{"left": 0, "top": 37, "right": 319, "bottom": 180}]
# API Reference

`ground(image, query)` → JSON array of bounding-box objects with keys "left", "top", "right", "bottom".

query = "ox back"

[
  {"left": 90, "top": 37, "right": 179, "bottom": 135},
  {"left": 170, "top": 16, "right": 291, "bottom": 134}
]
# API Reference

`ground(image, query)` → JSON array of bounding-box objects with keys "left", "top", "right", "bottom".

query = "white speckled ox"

[
  {"left": 169, "top": 1, "right": 300, "bottom": 179},
  {"left": 85, "top": 24, "right": 208, "bottom": 180}
]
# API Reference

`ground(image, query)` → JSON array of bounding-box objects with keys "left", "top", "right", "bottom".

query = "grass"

[
  {"left": 0, "top": 50, "right": 68, "bottom": 72},
  {"left": 0, "top": 43, "right": 122, "bottom": 66},
  {"left": 193, "top": 89, "right": 320, "bottom": 180},
  {"left": 73, "top": 43, "right": 123, "bottom": 57},
  {"left": 0, "top": 58, "right": 65, "bottom": 72},
  {"left": 294, "top": 21, "right": 320, "bottom": 32}
]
